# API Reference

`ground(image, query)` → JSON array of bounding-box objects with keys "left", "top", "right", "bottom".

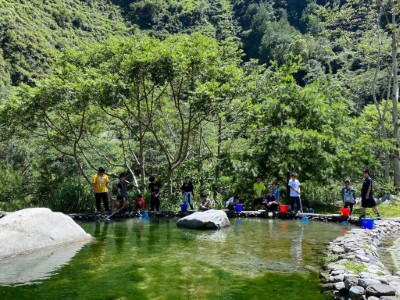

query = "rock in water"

[
  {"left": 0, "top": 208, "right": 92, "bottom": 259},
  {"left": 176, "top": 209, "right": 230, "bottom": 229}
]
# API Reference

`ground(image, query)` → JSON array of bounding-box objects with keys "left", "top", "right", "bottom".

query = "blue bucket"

[
  {"left": 180, "top": 203, "right": 188, "bottom": 212},
  {"left": 361, "top": 218, "right": 374, "bottom": 229},
  {"left": 307, "top": 208, "right": 314, "bottom": 213},
  {"left": 235, "top": 204, "right": 243, "bottom": 212}
]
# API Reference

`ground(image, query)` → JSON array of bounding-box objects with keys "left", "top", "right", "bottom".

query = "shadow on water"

[{"left": 0, "top": 218, "right": 344, "bottom": 299}]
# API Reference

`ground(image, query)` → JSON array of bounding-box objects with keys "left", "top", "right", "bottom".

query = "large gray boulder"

[
  {"left": 176, "top": 209, "right": 230, "bottom": 229},
  {"left": 0, "top": 208, "right": 92, "bottom": 259}
]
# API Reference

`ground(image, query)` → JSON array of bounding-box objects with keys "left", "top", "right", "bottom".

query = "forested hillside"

[{"left": 0, "top": 0, "right": 399, "bottom": 212}]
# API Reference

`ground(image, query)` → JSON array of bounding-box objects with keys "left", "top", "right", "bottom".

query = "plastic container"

[
  {"left": 279, "top": 205, "right": 289, "bottom": 213},
  {"left": 235, "top": 204, "right": 243, "bottom": 212},
  {"left": 340, "top": 208, "right": 351, "bottom": 217},
  {"left": 307, "top": 208, "right": 314, "bottom": 213},
  {"left": 361, "top": 218, "right": 374, "bottom": 229},
  {"left": 180, "top": 203, "right": 188, "bottom": 212}
]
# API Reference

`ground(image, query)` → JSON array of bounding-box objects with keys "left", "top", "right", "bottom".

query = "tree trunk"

[
  {"left": 391, "top": 4, "right": 400, "bottom": 188},
  {"left": 167, "top": 167, "right": 173, "bottom": 202},
  {"left": 213, "top": 116, "right": 222, "bottom": 202}
]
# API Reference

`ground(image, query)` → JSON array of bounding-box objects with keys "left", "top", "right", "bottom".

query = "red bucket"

[
  {"left": 340, "top": 208, "right": 350, "bottom": 217},
  {"left": 279, "top": 205, "right": 289, "bottom": 213}
]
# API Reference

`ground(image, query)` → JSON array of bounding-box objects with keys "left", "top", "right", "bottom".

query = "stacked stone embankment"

[{"left": 321, "top": 219, "right": 400, "bottom": 299}]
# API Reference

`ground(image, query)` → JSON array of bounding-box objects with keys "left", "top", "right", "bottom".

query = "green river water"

[{"left": 0, "top": 218, "right": 348, "bottom": 300}]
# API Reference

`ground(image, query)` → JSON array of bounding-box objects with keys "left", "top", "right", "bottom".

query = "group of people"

[
  {"left": 91, "top": 168, "right": 146, "bottom": 214},
  {"left": 253, "top": 176, "right": 281, "bottom": 212},
  {"left": 91, "top": 167, "right": 382, "bottom": 220},
  {"left": 341, "top": 168, "right": 381, "bottom": 220}
]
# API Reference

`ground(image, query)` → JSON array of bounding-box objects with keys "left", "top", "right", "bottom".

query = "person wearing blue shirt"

[
  {"left": 226, "top": 195, "right": 240, "bottom": 210},
  {"left": 199, "top": 192, "right": 211, "bottom": 211},
  {"left": 263, "top": 189, "right": 278, "bottom": 212},
  {"left": 272, "top": 181, "right": 280, "bottom": 203}
]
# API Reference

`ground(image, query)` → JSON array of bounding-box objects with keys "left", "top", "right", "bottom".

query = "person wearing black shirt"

[
  {"left": 360, "top": 169, "right": 381, "bottom": 220},
  {"left": 148, "top": 175, "right": 162, "bottom": 211},
  {"left": 181, "top": 176, "right": 194, "bottom": 210}
]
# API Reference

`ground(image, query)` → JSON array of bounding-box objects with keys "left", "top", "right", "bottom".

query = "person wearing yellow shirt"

[
  {"left": 253, "top": 176, "right": 266, "bottom": 210},
  {"left": 91, "top": 167, "right": 110, "bottom": 213}
]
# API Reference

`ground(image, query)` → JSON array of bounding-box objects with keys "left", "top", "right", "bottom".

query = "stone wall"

[{"left": 321, "top": 219, "right": 400, "bottom": 299}]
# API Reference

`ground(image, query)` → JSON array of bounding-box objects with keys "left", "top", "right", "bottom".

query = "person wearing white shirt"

[
  {"left": 288, "top": 172, "right": 301, "bottom": 212},
  {"left": 225, "top": 195, "right": 240, "bottom": 210}
]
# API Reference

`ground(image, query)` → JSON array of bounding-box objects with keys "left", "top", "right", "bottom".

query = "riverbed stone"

[
  {"left": 359, "top": 279, "right": 382, "bottom": 288},
  {"left": 366, "top": 284, "right": 396, "bottom": 297},
  {"left": 0, "top": 208, "right": 92, "bottom": 259},
  {"left": 346, "top": 277, "right": 360, "bottom": 289},
  {"left": 357, "top": 255, "right": 371, "bottom": 263},
  {"left": 334, "top": 281, "right": 346, "bottom": 292},
  {"left": 349, "top": 286, "right": 365, "bottom": 300},
  {"left": 332, "top": 246, "right": 346, "bottom": 254},
  {"left": 176, "top": 209, "right": 230, "bottom": 229}
]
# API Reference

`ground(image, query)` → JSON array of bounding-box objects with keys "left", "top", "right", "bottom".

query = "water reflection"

[
  {"left": 0, "top": 242, "right": 88, "bottom": 286},
  {"left": 195, "top": 228, "right": 228, "bottom": 242},
  {"left": 89, "top": 222, "right": 108, "bottom": 266},
  {"left": 113, "top": 221, "right": 128, "bottom": 254}
]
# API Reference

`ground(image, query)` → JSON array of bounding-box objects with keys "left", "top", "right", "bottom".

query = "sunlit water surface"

[{"left": 0, "top": 218, "right": 347, "bottom": 300}]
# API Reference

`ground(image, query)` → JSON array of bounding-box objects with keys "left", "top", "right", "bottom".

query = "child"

[
  {"left": 199, "top": 192, "right": 211, "bottom": 211},
  {"left": 288, "top": 172, "right": 301, "bottom": 213},
  {"left": 360, "top": 169, "right": 381, "bottom": 220},
  {"left": 272, "top": 181, "right": 280, "bottom": 203},
  {"left": 341, "top": 179, "right": 356, "bottom": 214},
  {"left": 133, "top": 194, "right": 146, "bottom": 213},
  {"left": 114, "top": 194, "right": 129, "bottom": 214},
  {"left": 263, "top": 189, "right": 278, "bottom": 212},
  {"left": 253, "top": 176, "right": 266, "bottom": 210},
  {"left": 181, "top": 176, "right": 194, "bottom": 210},
  {"left": 226, "top": 195, "right": 240, "bottom": 210}
]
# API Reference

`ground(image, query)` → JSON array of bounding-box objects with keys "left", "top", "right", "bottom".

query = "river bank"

[{"left": 321, "top": 218, "right": 400, "bottom": 299}]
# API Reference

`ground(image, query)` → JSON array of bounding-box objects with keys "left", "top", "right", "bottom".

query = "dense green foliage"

[{"left": 0, "top": 0, "right": 399, "bottom": 212}]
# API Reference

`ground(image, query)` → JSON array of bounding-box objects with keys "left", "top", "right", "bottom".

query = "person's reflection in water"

[
  {"left": 236, "top": 219, "right": 243, "bottom": 229},
  {"left": 132, "top": 222, "right": 145, "bottom": 247},
  {"left": 113, "top": 221, "right": 128, "bottom": 254},
  {"left": 268, "top": 219, "right": 274, "bottom": 236},
  {"left": 341, "top": 226, "right": 350, "bottom": 235},
  {"left": 279, "top": 221, "right": 288, "bottom": 235},
  {"left": 147, "top": 218, "right": 160, "bottom": 253},
  {"left": 89, "top": 222, "right": 109, "bottom": 267},
  {"left": 291, "top": 223, "right": 304, "bottom": 268}
]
